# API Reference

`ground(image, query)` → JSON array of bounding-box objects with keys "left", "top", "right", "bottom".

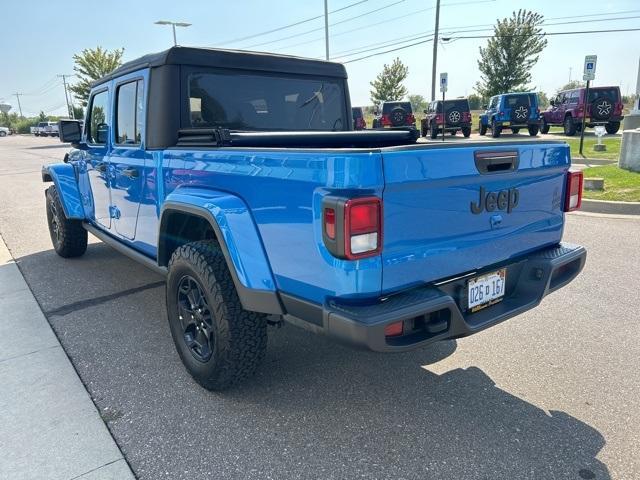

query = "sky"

[{"left": 1, "top": 0, "right": 639, "bottom": 116}]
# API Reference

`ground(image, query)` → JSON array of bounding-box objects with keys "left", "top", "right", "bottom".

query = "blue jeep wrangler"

[
  {"left": 479, "top": 92, "right": 541, "bottom": 138},
  {"left": 44, "top": 47, "right": 586, "bottom": 390}
]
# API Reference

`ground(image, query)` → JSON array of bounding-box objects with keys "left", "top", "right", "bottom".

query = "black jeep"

[
  {"left": 372, "top": 101, "right": 416, "bottom": 129},
  {"left": 421, "top": 98, "right": 472, "bottom": 139}
]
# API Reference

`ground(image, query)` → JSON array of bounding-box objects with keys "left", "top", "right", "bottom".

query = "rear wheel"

[
  {"left": 491, "top": 119, "right": 501, "bottom": 138},
  {"left": 528, "top": 125, "right": 539, "bottom": 136},
  {"left": 166, "top": 240, "right": 267, "bottom": 391},
  {"left": 0, "top": 131, "right": 6, "bottom": 137},
  {"left": 605, "top": 121, "right": 620, "bottom": 134},
  {"left": 420, "top": 120, "right": 428, "bottom": 138},
  {"left": 563, "top": 116, "right": 576, "bottom": 136},
  {"left": 511, "top": 127, "right": 520, "bottom": 135},
  {"left": 45, "top": 186, "right": 87, "bottom": 258},
  {"left": 540, "top": 117, "right": 550, "bottom": 134},
  {"left": 462, "top": 127, "right": 471, "bottom": 138}
]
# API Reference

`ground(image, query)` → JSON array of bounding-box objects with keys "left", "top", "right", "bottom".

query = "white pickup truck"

[{"left": 31, "top": 121, "right": 59, "bottom": 137}]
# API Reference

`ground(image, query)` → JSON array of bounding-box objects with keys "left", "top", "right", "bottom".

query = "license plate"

[{"left": 467, "top": 269, "right": 506, "bottom": 312}]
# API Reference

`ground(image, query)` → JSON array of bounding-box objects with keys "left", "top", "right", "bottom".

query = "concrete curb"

[
  {"left": 580, "top": 198, "right": 640, "bottom": 216},
  {"left": 0, "top": 235, "right": 136, "bottom": 480}
]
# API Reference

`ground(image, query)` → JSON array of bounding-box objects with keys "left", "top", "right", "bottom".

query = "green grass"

[
  {"left": 581, "top": 165, "right": 640, "bottom": 202},
  {"left": 562, "top": 136, "right": 621, "bottom": 160}
]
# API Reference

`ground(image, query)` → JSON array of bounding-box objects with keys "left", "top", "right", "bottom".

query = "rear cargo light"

[
  {"left": 564, "top": 171, "right": 583, "bottom": 212},
  {"left": 384, "top": 321, "right": 403, "bottom": 337},
  {"left": 322, "top": 196, "right": 382, "bottom": 260},
  {"left": 381, "top": 114, "right": 391, "bottom": 126}
]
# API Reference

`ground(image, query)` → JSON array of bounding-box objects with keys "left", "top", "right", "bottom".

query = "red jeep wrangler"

[{"left": 541, "top": 86, "right": 624, "bottom": 136}]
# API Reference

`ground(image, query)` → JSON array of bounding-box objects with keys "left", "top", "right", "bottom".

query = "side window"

[
  {"left": 87, "top": 90, "right": 110, "bottom": 145},
  {"left": 116, "top": 80, "right": 144, "bottom": 145}
]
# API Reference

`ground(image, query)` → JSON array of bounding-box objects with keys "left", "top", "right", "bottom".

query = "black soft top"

[{"left": 92, "top": 46, "right": 347, "bottom": 86}]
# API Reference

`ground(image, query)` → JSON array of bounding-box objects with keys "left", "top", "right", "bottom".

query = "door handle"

[{"left": 122, "top": 167, "right": 139, "bottom": 179}]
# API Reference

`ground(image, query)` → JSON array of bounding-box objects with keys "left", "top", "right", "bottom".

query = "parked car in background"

[
  {"left": 33, "top": 121, "right": 59, "bottom": 137},
  {"left": 352, "top": 107, "right": 366, "bottom": 130},
  {"left": 541, "top": 86, "right": 624, "bottom": 136},
  {"left": 0, "top": 126, "right": 9, "bottom": 137},
  {"left": 372, "top": 101, "right": 416, "bottom": 129},
  {"left": 44, "top": 46, "right": 585, "bottom": 390},
  {"left": 479, "top": 93, "right": 541, "bottom": 138},
  {"left": 421, "top": 98, "right": 472, "bottom": 139}
]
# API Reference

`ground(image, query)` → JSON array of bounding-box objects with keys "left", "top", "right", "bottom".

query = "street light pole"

[
  {"left": 154, "top": 21, "right": 192, "bottom": 46},
  {"left": 324, "top": 0, "right": 330, "bottom": 60},
  {"left": 57, "top": 74, "right": 75, "bottom": 119},
  {"left": 430, "top": 0, "right": 441, "bottom": 101}
]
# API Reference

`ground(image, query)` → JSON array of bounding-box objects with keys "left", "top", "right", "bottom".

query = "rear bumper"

[
  {"left": 495, "top": 119, "right": 540, "bottom": 127},
  {"left": 290, "top": 242, "right": 586, "bottom": 352}
]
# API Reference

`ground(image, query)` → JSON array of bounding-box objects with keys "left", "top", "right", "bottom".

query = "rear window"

[
  {"left": 504, "top": 95, "right": 531, "bottom": 107},
  {"left": 186, "top": 71, "right": 347, "bottom": 131},
  {"left": 435, "top": 99, "right": 470, "bottom": 111},
  {"left": 382, "top": 102, "right": 412, "bottom": 114},
  {"left": 588, "top": 88, "right": 620, "bottom": 102}
]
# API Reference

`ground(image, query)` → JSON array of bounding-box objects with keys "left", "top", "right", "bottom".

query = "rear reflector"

[
  {"left": 324, "top": 208, "right": 336, "bottom": 239},
  {"left": 564, "top": 170, "right": 583, "bottom": 212},
  {"left": 384, "top": 321, "right": 403, "bottom": 337}
]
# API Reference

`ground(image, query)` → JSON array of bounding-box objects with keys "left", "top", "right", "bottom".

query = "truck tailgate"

[{"left": 381, "top": 142, "right": 570, "bottom": 293}]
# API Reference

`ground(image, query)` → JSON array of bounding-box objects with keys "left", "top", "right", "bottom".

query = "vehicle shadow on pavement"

[{"left": 14, "top": 245, "right": 610, "bottom": 480}]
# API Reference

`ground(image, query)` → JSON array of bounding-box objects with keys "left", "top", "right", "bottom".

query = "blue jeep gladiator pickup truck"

[{"left": 44, "top": 47, "right": 586, "bottom": 390}]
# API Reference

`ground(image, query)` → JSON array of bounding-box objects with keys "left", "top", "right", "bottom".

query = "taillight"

[
  {"left": 381, "top": 114, "right": 391, "bottom": 126},
  {"left": 322, "top": 196, "right": 382, "bottom": 260},
  {"left": 564, "top": 171, "right": 583, "bottom": 212},
  {"left": 615, "top": 102, "right": 623, "bottom": 115},
  {"left": 463, "top": 111, "right": 471, "bottom": 122},
  {"left": 435, "top": 113, "right": 443, "bottom": 123},
  {"left": 406, "top": 113, "right": 415, "bottom": 123}
]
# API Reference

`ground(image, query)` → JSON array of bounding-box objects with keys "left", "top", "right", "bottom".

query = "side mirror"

[
  {"left": 58, "top": 120, "right": 82, "bottom": 146},
  {"left": 482, "top": 104, "right": 488, "bottom": 110}
]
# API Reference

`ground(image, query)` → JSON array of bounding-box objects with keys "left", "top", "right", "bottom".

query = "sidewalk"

[{"left": 0, "top": 236, "right": 135, "bottom": 480}]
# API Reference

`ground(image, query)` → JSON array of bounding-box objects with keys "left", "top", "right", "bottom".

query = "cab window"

[
  {"left": 87, "top": 90, "right": 110, "bottom": 145},
  {"left": 116, "top": 80, "right": 144, "bottom": 145}
]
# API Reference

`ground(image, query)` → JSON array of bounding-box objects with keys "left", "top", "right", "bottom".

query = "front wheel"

[
  {"left": 491, "top": 119, "right": 501, "bottom": 138},
  {"left": 479, "top": 122, "right": 487, "bottom": 136},
  {"left": 46, "top": 186, "right": 87, "bottom": 258},
  {"left": 166, "top": 240, "right": 267, "bottom": 391},
  {"left": 429, "top": 121, "right": 438, "bottom": 139},
  {"left": 605, "top": 121, "right": 620, "bottom": 134},
  {"left": 0, "top": 131, "right": 6, "bottom": 137},
  {"left": 462, "top": 127, "right": 471, "bottom": 138},
  {"left": 528, "top": 125, "right": 539, "bottom": 136}
]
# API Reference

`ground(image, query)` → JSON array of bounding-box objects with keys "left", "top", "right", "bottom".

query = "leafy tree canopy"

[
  {"left": 370, "top": 58, "right": 409, "bottom": 105},
  {"left": 68, "top": 47, "right": 124, "bottom": 107}
]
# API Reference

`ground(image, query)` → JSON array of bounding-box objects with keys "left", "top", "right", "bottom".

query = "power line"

[
  {"left": 242, "top": 0, "right": 406, "bottom": 49},
  {"left": 215, "top": 0, "right": 369, "bottom": 46},
  {"left": 344, "top": 37, "right": 434, "bottom": 63}
]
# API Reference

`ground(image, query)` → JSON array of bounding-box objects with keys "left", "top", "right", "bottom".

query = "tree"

[
  {"left": 72, "top": 105, "right": 85, "bottom": 120},
  {"left": 467, "top": 93, "right": 483, "bottom": 110},
  {"left": 38, "top": 111, "right": 47, "bottom": 122},
  {"left": 537, "top": 91, "right": 549, "bottom": 108},
  {"left": 476, "top": 10, "right": 547, "bottom": 98},
  {"left": 68, "top": 47, "right": 124, "bottom": 107},
  {"left": 370, "top": 58, "right": 409, "bottom": 105},
  {"left": 407, "top": 94, "right": 427, "bottom": 113}
]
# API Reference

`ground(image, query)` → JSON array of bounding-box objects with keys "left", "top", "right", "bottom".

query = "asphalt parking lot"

[{"left": 1, "top": 135, "right": 639, "bottom": 480}]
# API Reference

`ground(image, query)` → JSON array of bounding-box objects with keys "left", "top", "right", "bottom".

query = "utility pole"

[
  {"left": 324, "top": 0, "right": 330, "bottom": 60},
  {"left": 14, "top": 93, "right": 23, "bottom": 117},
  {"left": 430, "top": 0, "right": 441, "bottom": 101},
  {"left": 568, "top": 67, "right": 572, "bottom": 83},
  {"left": 57, "top": 74, "right": 75, "bottom": 119}
]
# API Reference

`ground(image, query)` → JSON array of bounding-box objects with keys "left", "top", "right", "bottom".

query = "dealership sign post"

[
  {"left": 580, "top": 55, "right": 597, "bottom": 156},
  {"left": 440, "top": 73, "right": 448, "bottom": 142}
]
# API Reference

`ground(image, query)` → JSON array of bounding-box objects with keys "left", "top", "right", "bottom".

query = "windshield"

[
  {"left": 187, "top": 71, "right": 347, "bottom": 131},
  {"left": 588, "top": 88, "right": 620, "bottom": 102}
]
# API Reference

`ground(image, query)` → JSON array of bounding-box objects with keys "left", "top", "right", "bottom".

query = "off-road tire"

[
  {"left": 45, "top": 186, "right": 87, "bottom": 258},
  {"left": 528, "top": 125, "right": 539, "bottom": 136},
  {"left": 479, "top": 122, "right": 487, "bottom": 136},
  {"left": 511, "top": 127, "right": 520, "bottom": 135},
  {"left": 540, "top": 117, "right": 550, "bottom": 134},
  {"left": 166, "top": 240, "right": 267, "bottom": 391},
  {"left": 0, "top": 131, "right": 6, "bottom": 137},
  {"left": 420, "top": 120, "right": 428, "bottom": 138},
  {"left": 563, "top": 116, "right": 576, "bottom": 136},
  {"left": 461, "top": 127, "right": 471, "bottom": 138},
  {"left": 430, "top": 121, "right": 438, "bottom": 139},
  {"left": 491, "top": 119, "right": 501, "bottom": 138},
  {"left": 605, "top": 121, "right": 620, "bottom": 135}
]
